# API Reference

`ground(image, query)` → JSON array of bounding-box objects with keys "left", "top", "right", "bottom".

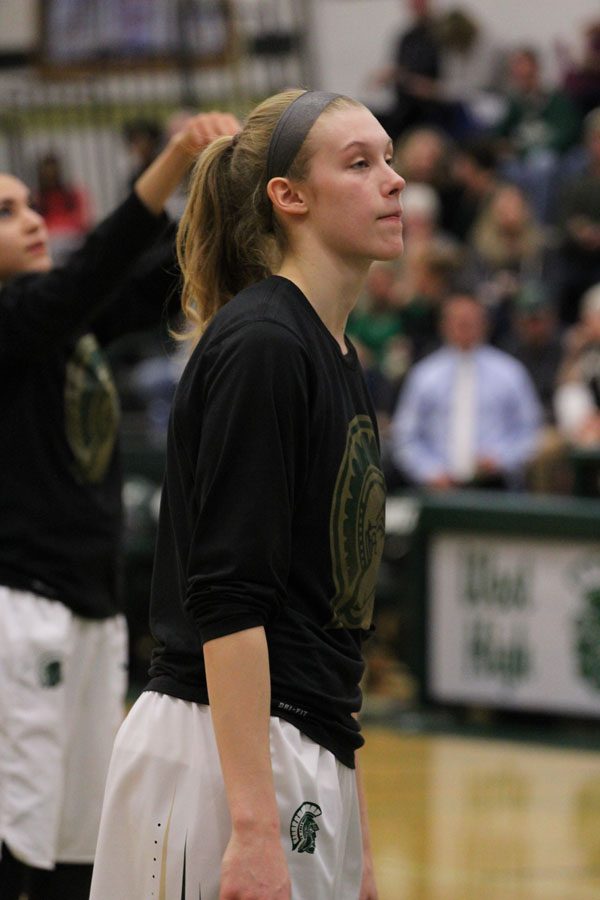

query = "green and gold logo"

[
  {"left": 64, "top": 334, "right": 120, "bottom": 484},
  {"left": 328, "top": 415, "right": 386, "bottom": 630},
  {"left": 38, "top": 654, "right": 63, "bottom": 688},
  {"left": 290, "top": 802, "right": 322, "bottom": 854}
]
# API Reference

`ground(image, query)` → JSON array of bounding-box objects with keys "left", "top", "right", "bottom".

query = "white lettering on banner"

[{"left": 428, "top": 534, "right": 600, "bottom": 715}]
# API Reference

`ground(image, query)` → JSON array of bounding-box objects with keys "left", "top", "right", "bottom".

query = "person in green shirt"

[{"left": 496, "top": 45, "right": 582, "bottom": 223}]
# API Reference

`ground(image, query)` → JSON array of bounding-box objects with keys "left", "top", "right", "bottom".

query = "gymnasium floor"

[{"left": 361, "top": 724, "right": 600, "bottom": 900}]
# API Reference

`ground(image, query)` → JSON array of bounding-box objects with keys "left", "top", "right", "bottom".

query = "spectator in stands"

[
  {"left": 501, "top": 281, "right": 563, "bottom": 425},
  {"left": 554, "top": 282, "right": 600, "bottom": 447},
  {"left": 500, "top": 282, "right": 569, "bottom": 493},
  {"left": 463, "top": 183, "right": 557, "bottom": 345},
  {"left": 391, "top": 292, "right": 542, "bottom": 490},
  {"left": 555, "top": 106, "right": 600, "bottom": 325},
  {"left": 369, "top": 0, "right": 442, "bottom": 140},
  {"left": 434, "top": 6, "right": 501, "bottom": 139},
  {"left": 347, "top": 261, "right": 405, "bottom": 370},
  {"left": 395, "top": 181, "right": 463, "bottom": 359},
  {"left": 122, "top": 117, "right": 164, "bottom": 189},
  {"left": 496, "top": 46, "right": 582, "bottom": 222},
  {"left": 348, "top": 262, "right": 411, "bottom": 483},
  {"left": 401, "top": 181, "right": 444, "bottom": 249},
  {"left": 557, "top": 20, "right": 600, "bottom": 118},
  {"left": 447, "top": 135, "right": 500, "bottom": 240},
  {"left": 347, "top": 261, "right": 406, "bottom": 415},
  {"left": 34, "top": 152, "right": 91, "bottom": 264},
  {"left": 393, "top": 126, "right": 461, "bottom": 231}
]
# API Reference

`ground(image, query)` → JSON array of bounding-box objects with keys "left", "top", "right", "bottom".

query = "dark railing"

[{"left": 0, "top": 0, "right": 310, "bottom": 220}]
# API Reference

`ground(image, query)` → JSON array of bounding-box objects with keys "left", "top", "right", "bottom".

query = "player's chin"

[
  {"left": 27, "top": 254, "right": 53, "bottom": 273},
  {"left": 375, "top": 236, "right": 404, "bottom": 261}
]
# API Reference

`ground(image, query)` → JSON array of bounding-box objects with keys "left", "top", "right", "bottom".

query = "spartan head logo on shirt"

[
  {"left": 64, "top": 334, "right": 120, "bottom": 483},
  {"left": 327, "top": 415, "right": 386, "bottom": 631},
  {"left": 38, "top": 653, "right": 63, "bottom": 687},
  {"left": 290, "top": 802, "right": 322, "bottom": 854}
]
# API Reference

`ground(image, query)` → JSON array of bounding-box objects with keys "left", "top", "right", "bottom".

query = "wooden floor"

[{"left": 361, "top": 727, "right": 600, "bottom": 900}]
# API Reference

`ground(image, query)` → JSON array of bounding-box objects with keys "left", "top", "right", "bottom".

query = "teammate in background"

[
  {"left": 0, "top": 111, "right": 239, "bottom": 900},
  {"left": 90, "top": 89, "right": 405, "bottom": 899}
]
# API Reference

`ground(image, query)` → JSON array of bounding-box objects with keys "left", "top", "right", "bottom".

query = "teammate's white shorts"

[
  {"left": 90, "top": 691, "right": 363, "bottom": 900},
  {"left": 0, "top": 586, "right": 128, "bottom": 870}
]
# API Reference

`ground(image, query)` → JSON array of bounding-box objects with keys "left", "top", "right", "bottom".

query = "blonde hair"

[
  {"left": 471, "top": 185, "right": 543, "bottom": 267},
  {"left": 177, "top": 89, "right": 360, "bottom": 345}
]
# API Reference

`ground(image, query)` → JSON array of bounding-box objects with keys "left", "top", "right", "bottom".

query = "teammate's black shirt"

[
  {"left": 0, "top": 193, "right": 172, "bottom": 618},
  {"left": 147, "top": 276, "right": 387, "bottom": 767}
]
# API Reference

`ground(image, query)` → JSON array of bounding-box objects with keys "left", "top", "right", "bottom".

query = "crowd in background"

[
  {"left": 29, "top": 1, "right": 600, "bottom": 498},
  {"left": 353, "top": 1, "right": 600, "bottom": 495}
]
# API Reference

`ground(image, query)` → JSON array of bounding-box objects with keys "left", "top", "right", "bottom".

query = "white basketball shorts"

[
  {"left": 0, "top": 586, "right": 128, "bottom": 869},
  {"left": 90, "top": 691, "right": 363, "bottom": 899}
]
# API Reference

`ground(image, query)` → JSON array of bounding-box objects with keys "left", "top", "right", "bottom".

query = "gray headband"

[{"left": 266, "top": 90, "right": 342, "bottom": 181}]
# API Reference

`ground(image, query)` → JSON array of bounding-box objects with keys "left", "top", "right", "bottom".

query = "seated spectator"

[
  {"left": 393, "top": 181, "right": 463, "bottom": 358},
  {"left": 557, "top": 20, "right": 600, "bottom": 118},
  {"left": 391, "top": 292, "right": 542, "bottom": 490},
  {"left": 495, "top": 46, "right": 582, "bottom": 222},
  {"left": 555, "top": 106, "right": 600, "bottom": 325},
  {"left": 555, "top": 282, "right": 600, "bottom": 447},
  {"left": 393, "top": 126, "right": 461, "bottom": 230},
  {"left": 122, "top": 118, "right": 164, "bottom": 190},
  {"left": 348, "top": 261, "right": 405, "bottom": 367},
  {"left": 500, "top": 281, "right": 563, "bottom": 424},
  {"left": 501, "top": 282, "right": 569, "bottom": 492},
  {"left": 400, "top": 180, "right": 463, "bottom": 262},
  {"left": 464, "top": 183, "right": 558, "bottom": 345},
  {"left": 33, "top": 152, "right": 91, "bottom": 264},
  {"left": 397, "top": 235, "right": 463, "bottom": 362},
  {"left": 347, "top": 261, "right": 407, "bottom": 421},
  {"left": 348, "top": 262, "right": 412, "bottom": 487},
  {"left": 447, "top": 135, "right": 500, "bottom": 240},
  {"left": 401, "top": 181, "right": 443, "bottom": 249},
  {"left": 434, "top": 6, "right": 502, "bottom": 138}
]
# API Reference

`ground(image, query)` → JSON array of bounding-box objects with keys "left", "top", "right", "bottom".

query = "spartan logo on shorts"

[
  {"left": 290, "top": 802, "right": 322, "bottom": 854},
  {"left": 64, "top": 334, "right": 120, "bottom": 484},
  {"left": 38, "top": 654, "right": 63, "bottom": 687},
  {"left": 327, "top": 415, "right": 386, "bottom": 630}
]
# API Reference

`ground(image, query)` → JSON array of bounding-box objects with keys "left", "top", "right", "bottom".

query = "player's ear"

[{"left": 267, "top": 177, "right": 308, "bottom": 219}]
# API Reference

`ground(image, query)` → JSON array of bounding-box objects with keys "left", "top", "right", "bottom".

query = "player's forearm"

[
  {"left": 203, "top": 626, "right": 280, "bottom": 834},
  {"left": 355, "top": 756, "right": 379, "bottom": 897},
  {"left": 133, "top": 132, "right": 194, "bottom": 216},
  {"left": 355, "top": 756, "right": 374, "bottom": 856},
  {"left": 133, "top": 111, "right": 240, "bottom": 216}
]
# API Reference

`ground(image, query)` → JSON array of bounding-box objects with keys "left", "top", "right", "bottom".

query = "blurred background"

[{"left": 2, "top": 2, "right": 600, "bottom": 896}]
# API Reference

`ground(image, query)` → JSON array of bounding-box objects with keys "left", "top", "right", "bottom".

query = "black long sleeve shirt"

[
  {"left": 0, "top": 193, "right": 171, "bottom": 617},
  {"left": 147, "top": 276, "right": 387, "bottom": 767}
]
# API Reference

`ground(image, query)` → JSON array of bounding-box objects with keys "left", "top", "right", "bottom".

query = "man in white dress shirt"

[{"left": 391, "top": 293, "right": 542, "bottom": 489}]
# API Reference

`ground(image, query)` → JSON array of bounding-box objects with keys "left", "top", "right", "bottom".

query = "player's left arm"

[
  {"left": 134, "top": 111, "right": 240, "bottom": 215},
  {"left": 355, "top": 756, "right": 379, "bottom": 900}
]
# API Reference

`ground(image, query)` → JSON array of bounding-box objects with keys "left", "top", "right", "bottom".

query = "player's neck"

[{"left": 277, "top": 250, "right": 368, "bottom": 352}]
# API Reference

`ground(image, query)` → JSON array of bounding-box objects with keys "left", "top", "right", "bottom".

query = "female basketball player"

[
  {"left": 90, "top": 89, "right": 405, "bottom": 900},
  {"left": 0, "top": 111, "right": 239, "bottom": 900}
]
